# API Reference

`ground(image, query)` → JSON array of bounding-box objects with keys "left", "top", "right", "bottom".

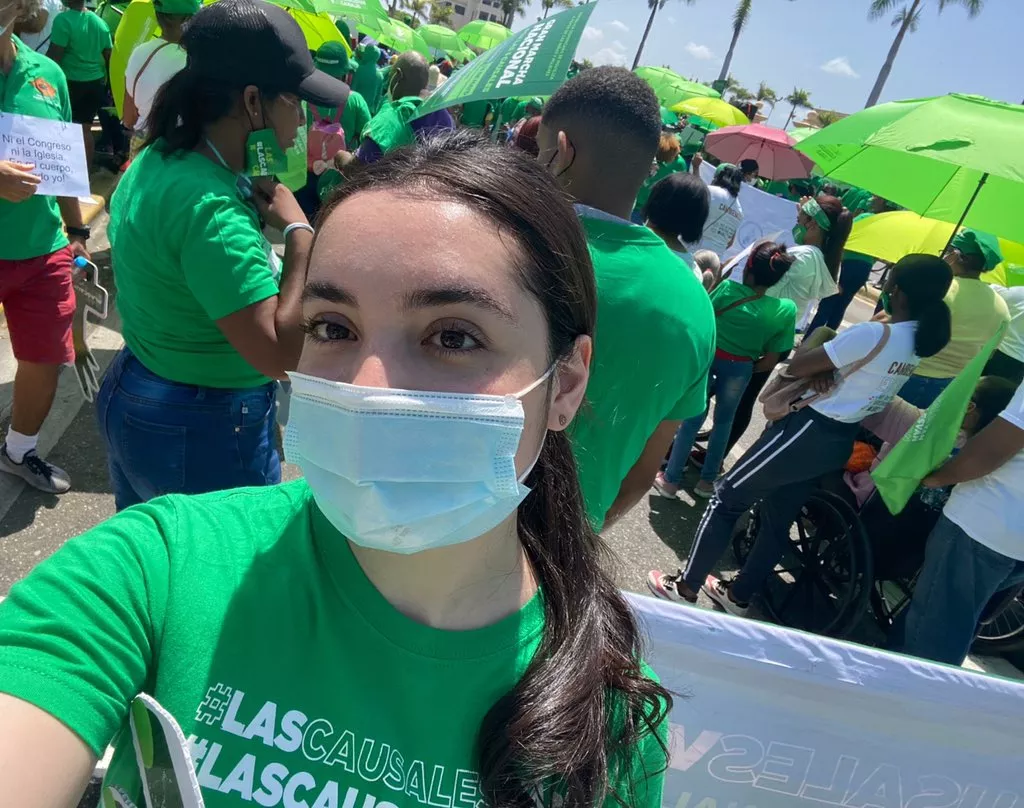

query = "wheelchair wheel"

[
  {"left": 972, "top": 588, "right": 1024, "bottom": 654},
  {"left": 732, "top": 490, "right": 872, "bottom": 639}
]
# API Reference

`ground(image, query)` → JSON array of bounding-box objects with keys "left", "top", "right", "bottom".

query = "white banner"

[
  {"left": 700, "top": 161, "right": 798, "bottom": 263},
  {"left": 628, "top": 594, "right": 1024, "bottom": 808},
  {"left": 0, "top": 112, "right": 90, "bottom": 198}
]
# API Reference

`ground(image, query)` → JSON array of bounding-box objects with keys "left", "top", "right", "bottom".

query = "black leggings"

[{"left": 727, "top": 368, "right": 771, "bottom": 454}]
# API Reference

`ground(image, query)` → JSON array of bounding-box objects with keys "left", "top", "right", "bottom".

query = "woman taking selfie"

[
  {"left": 0, "top": 133, "right": 670, "bottom": 808},
  {"left": 97, "top": 0, "right": 349, "bottom": 510}
]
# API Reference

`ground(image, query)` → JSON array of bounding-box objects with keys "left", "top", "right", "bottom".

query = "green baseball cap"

[
  {"left": 153, "top": 0, "right": 200, "bottom": 15},
  {"left": 314, "top": 41, "right": 352, "bottom": 80},
  {"left": 951, "top": 229, "right": 1003, "bottom": 271}
]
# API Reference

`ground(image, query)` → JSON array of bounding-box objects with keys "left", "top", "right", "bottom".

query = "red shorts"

[{"left": 0, "top": 246, "right": 76, "bottom": 365}]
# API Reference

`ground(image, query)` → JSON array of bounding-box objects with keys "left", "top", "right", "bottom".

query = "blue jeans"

[
  {"left": 897, "top": 374, "right": 953, "bottom": 409},
  {"left": 807, "top": 258, "right": 873, "bottom": 334},
  {"left": 891, "top": 514, "right": 1024, "bottom": 665},
  {"left": 96, "top": 348, "right": 281, "bottom": 511},
  {"left": 664, "top": 355, "right": 753, "bottom": 484}
]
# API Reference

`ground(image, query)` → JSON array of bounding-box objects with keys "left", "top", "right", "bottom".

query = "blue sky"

[{"left": 512, "top": 0, "right": 1021, "bottom": 126}]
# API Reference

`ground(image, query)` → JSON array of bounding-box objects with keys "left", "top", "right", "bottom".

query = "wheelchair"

[{"left": 730, "top": 471, "right": 1024, "bottom": 653}]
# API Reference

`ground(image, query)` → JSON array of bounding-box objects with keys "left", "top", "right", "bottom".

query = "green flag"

[
  {"left": 872, "top": 323, "right": 1008, "bottom": 514},
  {"left": 413, "top": 3, "right": 596, "bottom": 120}
]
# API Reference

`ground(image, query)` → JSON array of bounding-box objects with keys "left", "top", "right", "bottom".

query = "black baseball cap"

[{"left": 183, "top": 0, "right": 349, "bottom": 107}]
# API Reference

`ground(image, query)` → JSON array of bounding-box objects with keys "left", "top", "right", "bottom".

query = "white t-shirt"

[
  {"left": 124, "top": 38, "right": 187, "bottom": 134},
  {"left": 18, "top": 0, "right": 63, "bottom": 52},
  {"left": 809, "top": 321, "right": 919, "bottom": 423},
  {"left": 767, "top": 244, "right": 839, "bottom": 328},
  {"left": 694, "top": 185, "right": 743, "bottom": 257},
  {"left": 993, "top": 284, "right": 1024, "bottom": 363},
  {"left": 944, "top": 379, "right": 1024, "bottom": 560}
]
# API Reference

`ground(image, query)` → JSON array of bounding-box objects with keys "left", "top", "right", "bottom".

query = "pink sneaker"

[
  {"left": 653, "top": 471, "right": 680, "bottom": 499},
  {"left": 647, "top": 569, "right": 697, "bottom": 604}
]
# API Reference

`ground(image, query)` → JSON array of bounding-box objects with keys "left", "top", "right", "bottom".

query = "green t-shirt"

[
  {"left": 49, "top": 8, "right": 112, "bottom": 83},
  {"left": 634, "top": 154, "right": 687, "bottom": 213},
  {"left": 570, "top": 212, "right": 716, "bottom": 528},
  {"left": 710, "top": 280, "right": 797, "bottom": 359},
  {"left": 108, "top": 144, "right": 279, "bottom": 388},
  {"left": 310, "top": 89, "right": 372, "bottom": 150},
  {"left": 459, "top": 99, "right": 490, "bottom": 128},
  {"left": 0, "top": 37, "right": 71, "bottom": 261},
  {"left": 0, "top": 480, "right": 668, "bottom": 807}
]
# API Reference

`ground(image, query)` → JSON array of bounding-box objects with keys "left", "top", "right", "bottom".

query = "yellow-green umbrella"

[
  {"left": 418, "top": 22, "right": 461, "bottom": 55},
  {"left": 671, "top": 96, "right": 749, "bottom": 128},
  {"left": 375, "top": 17, "right": 431, "bottom": 58},
  {"left": 634, "top": 66, "right": 719, "bottom": 108},
  {"left": 845, "top": 210, "right": 1024, "bottom": 284},
  {"left": 457, "top": 19, "right": 512, "bottom": 50}
]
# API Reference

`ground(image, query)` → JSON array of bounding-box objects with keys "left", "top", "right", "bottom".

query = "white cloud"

[
  {"left": 666, "top": 15, "right": 677, "bottom": 24},
  {"left": 821, "top": 56, "right": 859, "bottom": 79},
  {"left": 684, "top": 42, "right": 714, "bottom": 60},
  {"left": 611, "top": 39, "right": 626, "bottom": 51},
  {"left": 592, "top": 46, "right": 628, "bottom": 67},
  {"left": 582, "top": 25, "right": 603, "bottom": 42},
  {"left": 609, "top": 19, "right": 629, "bottom": 33}
]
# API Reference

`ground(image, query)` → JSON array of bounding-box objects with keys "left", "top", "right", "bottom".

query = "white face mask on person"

[{"left": 284, "top": 367, "right": 554, "bottom": 554}]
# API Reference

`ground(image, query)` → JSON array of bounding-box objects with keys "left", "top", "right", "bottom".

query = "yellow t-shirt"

[{"left": 916, "top": 277, "right": 1010, "bottom": 379}]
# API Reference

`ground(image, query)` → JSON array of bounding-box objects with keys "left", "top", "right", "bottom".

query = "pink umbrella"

[{"left": 704, "top": 123, "right": 815, "bottom": 181}]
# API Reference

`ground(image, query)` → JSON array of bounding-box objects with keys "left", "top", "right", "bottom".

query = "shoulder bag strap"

[
  {"left": 840, "top": 324, "right": 891, "bottom": 376},
  {"left": 713, "top": 293, "right": 762, "bottom": 318},
  {"left": 131, "top": 41, "right": 172, "bottom": 99}
]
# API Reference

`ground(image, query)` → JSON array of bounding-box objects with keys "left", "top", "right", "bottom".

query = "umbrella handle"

[{"left": 941, "top": 172, "right": 988, "bottom": 256}]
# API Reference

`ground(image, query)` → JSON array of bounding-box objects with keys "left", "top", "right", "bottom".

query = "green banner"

[{"left": 414, "top": 2, "right": 596, "bottom": 120}]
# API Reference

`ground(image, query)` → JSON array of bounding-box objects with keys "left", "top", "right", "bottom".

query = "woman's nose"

[{"left": 349, "top": 354, "right": 391, "bottom": 389}]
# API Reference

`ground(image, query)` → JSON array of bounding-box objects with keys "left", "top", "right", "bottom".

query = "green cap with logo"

[
  {"left": 314, "top": 41, "right": 352, "bottom": 80},
  {"left": 153, "top": 0, "right": 200, "bottom": 15},
  {"left": 952, "top": 228, "right": 1002, "bottom": 271}
]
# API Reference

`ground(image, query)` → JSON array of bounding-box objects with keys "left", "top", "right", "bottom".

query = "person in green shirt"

[
  {"left": 538, "top": 67, "right": 716, "bottom": 530},
  {"left": 632, "top": 132, "right": 686, "bottom": 222},
  {"left": 0, "top": 5, "right": 93, "bottom": 495},
  {"left": 656, "top": 242, "right": 798, "bottom": 499},
  {"left": 46, "top": 0, "right": 111, "bottom": 170},
  {"left": 0, "top": 131, "right": 670, "bottom": 808},
  {"left": 97, "top": 0, "right": 349, "bottom": 510},
  {"left": 350, "top": 42, "right": 383, "bottom": 114}
]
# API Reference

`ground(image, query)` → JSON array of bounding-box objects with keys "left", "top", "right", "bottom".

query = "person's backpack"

[{"left": 308, "top": 101, "right": 348, "bottom": 175}]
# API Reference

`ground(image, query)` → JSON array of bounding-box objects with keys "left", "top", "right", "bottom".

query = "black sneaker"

[{"left": 0, "top": 445, "right": 71, "bottom": 494}]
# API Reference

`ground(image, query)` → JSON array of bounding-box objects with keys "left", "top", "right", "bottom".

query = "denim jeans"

[
  {"left": 96, "top": 348, "right": 281, "bottom": 511},
  {"left": 897, "top": 374, "right": 953, "bottom": 409},
  {"left": 807, "top": 258, "right": 873, "bottom": 334},
  {"left": 890, "top": 514, "right": 1024, "bottom": 665},
  {"left": 664, "top": 355, "right": 753, "bottom": 485}
]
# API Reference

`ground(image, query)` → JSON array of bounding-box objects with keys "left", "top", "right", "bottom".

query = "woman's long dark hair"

[
  {"left": 643, "top": 171, "right": 710, "bottom": 244},
  {"left": 317, "top": 131, "right": 671, "bottom": 807},
  {"left": 889, "top": 254, "right": 953, "bottom": 358},
  {"left": 712, "top": 164, "right": 743, "bottom": 198},
  {"left": 815, "top": 194, "right": 854, "bottom": 281}
]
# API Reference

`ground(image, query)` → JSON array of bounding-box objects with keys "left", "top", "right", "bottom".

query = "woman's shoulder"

[{"left": 787, "top": 244, "right": 824, "bottom": 264}]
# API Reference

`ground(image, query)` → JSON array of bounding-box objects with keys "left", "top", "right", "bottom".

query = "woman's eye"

[
  {"left": 428, "top": 328, "right": 482, "bottom": 353},
  {"left": 306, "top": 320, "right": 354, "bottom": 343}
]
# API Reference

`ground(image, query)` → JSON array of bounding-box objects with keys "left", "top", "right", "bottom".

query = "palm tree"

[
  {"left": 865, "top": 0, "right": 984, "bottom": 108},
  {"left": 541, "top": 0, "right": 573, "bottom": 18},
  {"left": 730, "top": 85, "right": 753, "bottom": 103},
  {"left": 756, "top": 81, "right": 777, "bottom": 109},
  {"left": 500, "top": 0, "right": 528, "bottom": 27},
  {"left": 717, "top": 0, "right": 794, "bottom": 82},
  {"left": 783, "top": 87, "right": 811, "bottom": 128},
  {"left": 632, "top": 0, "right": 696, "bottom": 70},
  {"left": 403, "top": 0, "right": 429, "bottom": 25},
  {"left": 428, "top": 2, "right": 454, "bottom": 25},
  {"left": 815, "top": 109, "right": 842, "bottom": 127}
]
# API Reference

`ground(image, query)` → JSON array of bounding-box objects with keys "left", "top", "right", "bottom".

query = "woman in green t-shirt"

[
  {"left": 0, "top": 132, "right": 670, "bottom": 808},
  {"left": 96, "top": 0, "right": 349, "bottom": 511}
]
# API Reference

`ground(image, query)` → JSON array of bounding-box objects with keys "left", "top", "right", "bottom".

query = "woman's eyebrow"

[
  {"left": 303, "top": 280, "right": 357, "bottom": 306},
  {"left": 404, "top": 286, "right": 519, "bottom": 324}
]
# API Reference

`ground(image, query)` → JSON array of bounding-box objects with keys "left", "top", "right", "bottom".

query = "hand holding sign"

[
  {"left": 0, "top": 112, "right": 90, "bottom": 198},
  {"left": 0, "top": 159, "right": 42, "bottom": 203},
  {"left": 70, "top": 256, "right": 109, "bottom": 403}
]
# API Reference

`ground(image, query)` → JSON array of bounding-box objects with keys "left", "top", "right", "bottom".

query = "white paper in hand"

[{"left": 0, "top": 111, "right": 90, "bottom": 197}]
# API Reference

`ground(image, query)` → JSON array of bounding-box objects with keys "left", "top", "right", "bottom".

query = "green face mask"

[
  {"left": 792, "top": 224, "right": 807, "bottom": 244},
  {"left": 245, "top": 127, "right": 288, "bottom": 178},
  {"left": 880, "top": 290, "right": 892, "bottom": 315}
]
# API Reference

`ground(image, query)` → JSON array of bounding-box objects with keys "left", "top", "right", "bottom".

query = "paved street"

[{"left": 0, "top": 204, "right": 1020, "bottom": 681}]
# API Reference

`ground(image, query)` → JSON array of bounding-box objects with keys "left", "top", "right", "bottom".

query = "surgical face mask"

[
  {"left": 792, "top": 223, "right": 807, "bottom": 244},
  {"left": 285, "top": 366, "right": 555, "bottom": 554}
]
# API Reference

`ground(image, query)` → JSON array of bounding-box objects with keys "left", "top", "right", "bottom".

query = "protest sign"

[
  {"left": 872, "top": 323, "right": 1008, "bottom": 513},
  {"left": 700, "top": 160, "right": 798, "bottom": 261},
  {"left": 0, "top": 112, "right": 89, "bottom": 198},
  {"left": 414, "top": 3, "right": 595, "bottom": 120},
  {"left": 70, "top": 257, "right": 110, "bottom": 403},
  {"left": 630, "top": 594, "right": 1024, "bottom": 807}
]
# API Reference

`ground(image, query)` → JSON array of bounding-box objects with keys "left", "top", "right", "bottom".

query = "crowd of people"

[{"left": 1, "top": 0, "right": 1023, "bottom": 804}]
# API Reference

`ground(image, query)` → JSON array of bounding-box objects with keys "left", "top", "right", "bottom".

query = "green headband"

[{"left": 801, "top": 197, "right": 831, "bottom": 232}]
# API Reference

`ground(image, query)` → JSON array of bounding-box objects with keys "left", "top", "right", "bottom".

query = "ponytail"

[
  {"left": 816, "top": 194, "right": 853, "bottom": 280},
  {"left": 746, "top": 241, "right": 795, "bottom": 287},
  {"left": 888, "top": 254, "right": 953, "bottom": 359}
]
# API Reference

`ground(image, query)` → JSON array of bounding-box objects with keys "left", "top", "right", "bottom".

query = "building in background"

[{"left": 435, "top": 0, "right": 504, "bottom": 29}]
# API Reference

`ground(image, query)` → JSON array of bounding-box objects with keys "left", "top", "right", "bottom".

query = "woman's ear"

[
  {"left": 547, "top": 335, "right": 592, "bottom": 432},
  {"left": 241, "top": 85, "right": 261, "bottom": 124},
  {"left": 961, "top": 400, "right": 979, "bottom": 434}
]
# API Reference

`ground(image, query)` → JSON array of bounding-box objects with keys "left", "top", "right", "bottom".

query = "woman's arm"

[
  {"left": 0, "top": 694, "right": 96, "bottom": 808},
  {"left": 924, "top": 416, "right": 1024, "bottom": 488}
]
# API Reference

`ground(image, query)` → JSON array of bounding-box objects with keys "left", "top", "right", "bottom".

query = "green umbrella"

[
  {"left": 633, "top": 66, "right": 719, "bottom": 108},
  {"left": 787, "top": 127, "right": 815, "bottom": 143},
  {"left": 457, "top": 19, "right": 513, "bottom": 51},
  {"left": 418, "top": 22, "right": 462, "bottom": 55},
  {"left": 375, "top": 17, "right": 431, "bottom": 57},
  {"left": 796, "top": 93, "right": 1024, "bottom": 245}
]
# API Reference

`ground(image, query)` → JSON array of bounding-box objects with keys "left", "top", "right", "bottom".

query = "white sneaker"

[
  {"left": 0, "top": 445, "right": 71, "bottom": 494},
  {"left": 702, "top": 575, "right": 750, "bottom": 617},
  {"left": 647, "top": 569, "right": 697, "bottom": 604}
]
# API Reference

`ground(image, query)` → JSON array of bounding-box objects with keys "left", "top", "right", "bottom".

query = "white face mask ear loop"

[
  {"left": 515, "top": 361, "right": 561, "bottom": 485},
  {"left": 514, "top": 362, "right": 558, "bottom": 400}
]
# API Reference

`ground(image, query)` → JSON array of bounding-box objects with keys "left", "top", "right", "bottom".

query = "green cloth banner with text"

[
  {"left": 413, "top": 2, "right": 596, "bottom": 120},
  {"left": 871, "top": 322, "right": 1008, "bottom": 514}
]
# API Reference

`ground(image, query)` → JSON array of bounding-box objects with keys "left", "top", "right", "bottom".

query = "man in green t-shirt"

[
  {"left": 0, "top": 9, "right": 94, "bottom": 494},
  {"left": 538, "top": 67, "right": 716, "bottom": 530},
  {"left": 46, "top": 0, "right": 111, "bottom": 170}
]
